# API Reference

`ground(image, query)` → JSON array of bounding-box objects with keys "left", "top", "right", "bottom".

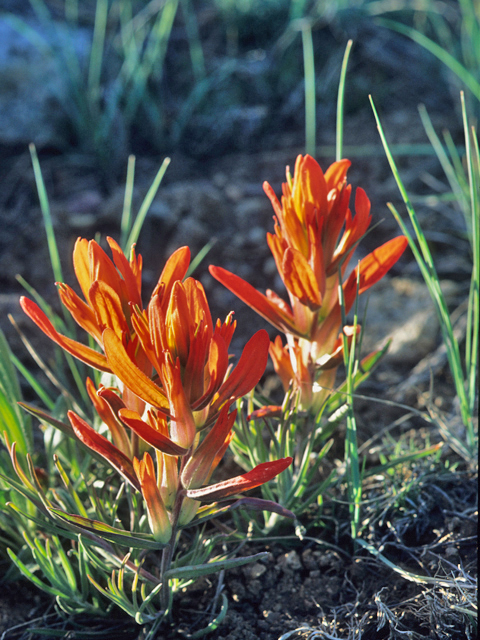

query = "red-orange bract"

[
  {"left": 21, "top": 237, "right": 293, "bottom": 540},
  {"left": 211, "top": 154, "right": 407, "bottom": 412}
]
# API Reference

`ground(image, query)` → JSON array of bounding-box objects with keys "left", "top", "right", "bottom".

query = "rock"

[
  {"left": 246, "top": 226, "right": 265, "bottom": 245},
  {"left": 358, "top": 277, "right": 460, "bottom": 365},
  {"left": 63, "top": 190, "right": 103, "bottom": 230},
  {"left": 278, "top": 550, "right": 302, "bottom": 572},
  {"left": 243, "top": 562, "right": 267, "bottom": 580},
  {"left": 0, "top": 16, "right": 89, "bottom": 148},
  {"left": 167, "top": 215, "right": 210, "bottom": 254},
  {"left": 234, "top": 197, "right": 266, "bottom": 231}
]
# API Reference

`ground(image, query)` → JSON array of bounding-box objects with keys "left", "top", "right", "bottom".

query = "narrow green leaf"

[
  {"left": 364, "top": 443, "right": 443, "bottom": 477},
  {"left": 189, "top": 593, "right": 228, "bottom": 638},
  {"left": 49, "top": 508, "right": 165, "bottom": 550},
  {"left": 87, "top": 574, "right": 137, "bottom": 617},
  {"left": 0, "top": 329, "right": 22, "bottom": 402},
  {"left": 29, "top": 144, "right": 63, "bottom": 284},
  {"left": 20, "top": 402, "right": 73, "bottom": 434},
  {"left": 88, "top": 0, "right": 108, "bottom": 99},
  {"left": 126, "top": 157, "right": 171, "bottom": 249},
  {"left": 377, "top": 18, "right": 480, "bottom": 102},
  {"left": 370, "top": 96, "right": 471, "bottom": 434},
  {"left": 187, "top": 239, "right": 217, "bottom": 277},
  {"left": 121, "top": 155, "right": 136, "bottom": 251},
  {"left": 336, "top": 39, "right": 353, "bottom": 162},
  {"left": 7, "top": 548, "right": 65, "bottom": 597},
  {"left": 11, "top": 352, "right": 55, "bottom": 411},
  {"left": 164, "top": 552, "right": 268, "bottom": 581},
  {"left": 0, "top": 388, "right": 29, "bottom": 456},
  {"left": 53, "top": 456, "right": 89, "bottom": 519},
  {"left": 357, "top": 539, "right": 476, "bottom": 588},
  {"left": 301, "top": 19, "right": 315, "bottom": 156}
]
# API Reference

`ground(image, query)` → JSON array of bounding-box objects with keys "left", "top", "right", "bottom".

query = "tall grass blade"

[
  {"left": 370, "top": 95, "right": 476, "bottom": 453},
  {"left": 27, "top": 0, "right": 51, "bottom": 24},
  {"left": 29, "top": 144, "right": 63, "bottom": 284},
  {"left": 377, "top": 18, "right": 480, "bottom": 103},
  {"left": 88, "top": 0, "right": 109, "bottom": 103},
  {"left": 187, "top": 239, "right": 216, "bottom": 277},
  {"left": 124, "top": 0, "right": 179, "bottom": 122},
  {"left": 28, "top": 148, "right": 90, "bottom": 402},
  {"left": 10, "top": 353, "right": 55, "bottom": 412},
  {"left": 339, "top": 264, "right": 362, "bottom": 539},
  {"left": 126, "top": 157, "right": 170, "bottom": 249},
  {"left": 336, "top": 39, "right": 353, "bottom": 162},
  {"left": 0, "top": 329, "right": 33, "bottom": 455},
  {"left": 417, "top": 104, "right": 470, "bottom": 231},
  {"left": 461, "top": 93, "right": 479, "bottom": 426},
  {"left": 301, "top": 19, "right": 316, "bottom": 157},
  {"left": 121, "top": 155, "right": 136, "bottom": 251},
  {"left": 65, "top": 0, "right": 78, "bottom": 24},
  {"left": 180, "top": 0, "right": 206, "bottom": 83},
  {"left": 358, "top": 539, "right": 477, "bottom": 589}
]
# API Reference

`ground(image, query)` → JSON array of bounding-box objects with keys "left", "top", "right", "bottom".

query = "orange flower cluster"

[
  {"left": 211, "top": 155, "right": 408, "bottom": 413},
  {"left": 21, "top": 238, "right": 292, "bottom": 543}
]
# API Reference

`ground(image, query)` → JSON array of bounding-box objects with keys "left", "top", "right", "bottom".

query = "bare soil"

[{"left": 0, "top": 465, "right": 476, "bottom": 639}]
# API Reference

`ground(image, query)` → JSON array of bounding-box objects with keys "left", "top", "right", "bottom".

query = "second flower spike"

[{"left": 210, "top": 154, "right": 407, "bottom": 412}]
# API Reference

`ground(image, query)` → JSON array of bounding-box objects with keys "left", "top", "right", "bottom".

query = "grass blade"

[
  {"left": 370, "top": 95, "right": 476, "bottom": 452},
  {"left": 336, "top": 39, "right": 353, "bottom": 162},
  {"left": 461, "top": 93, "right": 479, "bottom": 425},
  {"left": 377, "top": 18, "right": 480, "bottom": 103},
  {"left": 125, "top": 157, "right": 170, "bottom": 249},
  {"left": 300, "top": 19, "right": 316, "bottom": 156},
  {"left": 121, "top": 154, "right": 136, "bottom": 251},
  {"left": 10, "top": 353, "right": 55, "bottom": 411},
  {"left": 88, "top": 0, "right": 109, "bottom": 103},
  {"left": 29, "top": 144, "right": 63, "bottom": 284},
  {"left": 0, "top": 329, "right": 33, "bottom": 454}
]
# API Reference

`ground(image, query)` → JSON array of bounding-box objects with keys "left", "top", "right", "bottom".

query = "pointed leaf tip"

[{"left": 185, "top": 457, "right": 293, "bottom": 502}]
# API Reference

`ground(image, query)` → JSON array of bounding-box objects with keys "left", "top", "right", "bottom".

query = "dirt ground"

[
  {"left": 0, "top": 465, "right": 476, "bottom": 640},
  {"left": 0, "top": 4, "right": 477, "bottom": 640}
]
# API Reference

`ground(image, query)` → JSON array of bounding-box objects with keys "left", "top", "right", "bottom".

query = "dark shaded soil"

[{"left": 0, "top": 466, "right": 476, "bottom": 640}]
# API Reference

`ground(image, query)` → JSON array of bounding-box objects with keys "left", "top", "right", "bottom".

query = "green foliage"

[
  {"left": 368, "top": 0, "right": 480, "bottom": 108},
  {"left": 0, "top": 151, "right": 272, "bottom": 633},
  {"left": 371, "top": 93, "right": 479, "bottom": 461},
  {"left": 0, "top": 330, "right": 33, "bottom": 458},
  {"left": 0, "top": 6, "right": 476, "bottom": 636}
]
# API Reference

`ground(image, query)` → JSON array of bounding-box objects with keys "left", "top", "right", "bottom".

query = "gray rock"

[
  {"left": 359, "top": 277, "right": 460, "bottom": 365},
  {"left": 0, "top": 16, "right": 89, "bottom": 147},
  {"left": 278, "top": 550, "right": 302, "bottom": 572},
  {"left": 167, "top": 215, "right": 209, "bottom": 255}
]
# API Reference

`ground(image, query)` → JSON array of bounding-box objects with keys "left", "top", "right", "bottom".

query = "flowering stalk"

[
  {"left": 207, "top": 155, "right": 408, "bottom": 529},
  {"left": 19, "top": 238, "right": 293, "bottom": 610},
  {"left": 211, "top": 155, "right": 407, "bottom": 415}
]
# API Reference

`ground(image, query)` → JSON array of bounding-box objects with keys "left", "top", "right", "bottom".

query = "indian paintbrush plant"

[
  {"left": 2, "top": 237, "right": 293, "bottom": 630},
  {"left": 2, "top": 147, "right": 471, "bottom": 632},
  {"left": 210, "top": 154, "right": 408, "bottom": 530},
  {"left": 0, "top": 14, "right": 477, "bottom": 632}
]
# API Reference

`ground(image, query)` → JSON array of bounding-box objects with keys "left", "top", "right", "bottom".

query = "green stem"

[
  {"left": 301, "top": 19, "right": 316, "bottom": 157},
  {"left": 160, "top": 490, "right": 184, "bottom": 612},
  {"left": 336, "top": 40, "right": 353, "bottom": 162}
]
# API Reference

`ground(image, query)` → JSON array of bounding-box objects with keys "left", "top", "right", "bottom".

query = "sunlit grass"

[{"left": 370, "top": 93, "right": 478, "bottom": 460}]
